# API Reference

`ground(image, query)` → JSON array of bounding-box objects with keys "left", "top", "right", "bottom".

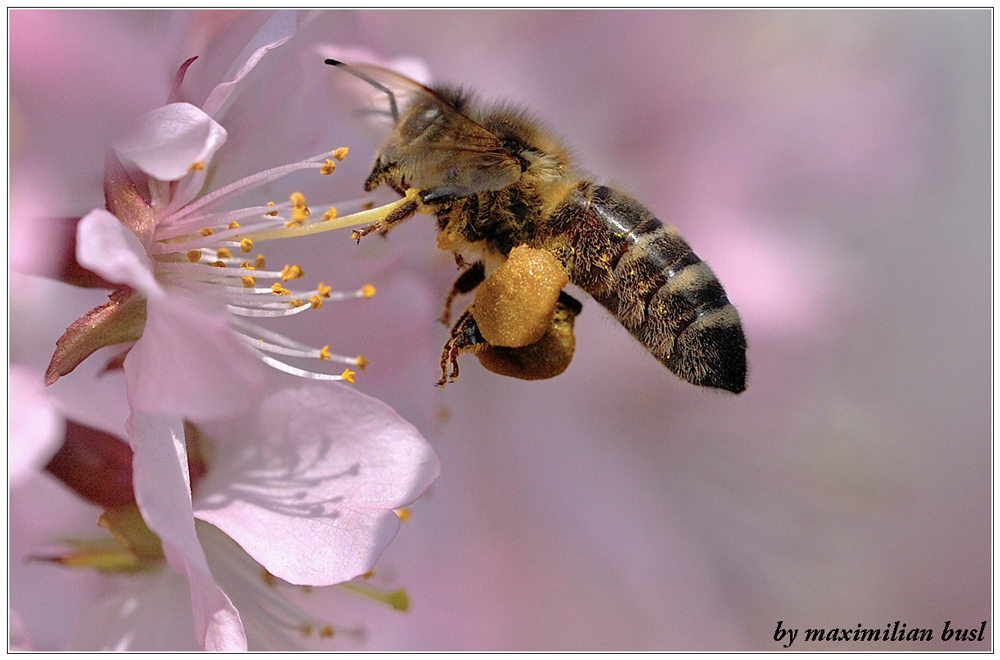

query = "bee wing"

[{"left": 327, "top": 60, "right": 521, "bottom": 198}]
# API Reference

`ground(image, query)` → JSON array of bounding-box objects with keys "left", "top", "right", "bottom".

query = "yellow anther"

[
  {"left": 199, "top": 228, "right": 215, "bottom": 237},
  {"left": 299, "top": 624, "right": 312, "bottom": 636},
  {"left": 290, "top": 191, "right": 307, "bottom": 207},
  {"left": 355, "top": 355, "right": 369, "bottom": 370},
  {"left": 186, "top": 250, "right": 202, "bottom": 263},
  {"left": 361, "top": 570, "right": 375, "bottom": 579},
  {"left": 286, "top": 206, "right": 310, "bottom": 227},
  {"left": 320, "top": 159, "right": 336, "bottom": 175},
  {"left": 308, "top": 295, "right": 324, "bottom": 309},
  {"left": 340, "top": 368, "right": 356, "bottom": 384},
  {"left": 318, "top": 626, "right": 334, "bottom": 638},
  {"left": 317, "top": 282, "right": 332, "bottom": 297},
  {"left": 216, "top": 248, "right": 232, "bottom": 259},
  {"left": 281, "top": 264, "right": 304, "bottom": 281},
  {"left": 265, "top": 201, "right": 278, "bottom": 217},
  {"left": 395, "top": 508, "right": 411, "bottom": 522},
  {"left": 322, "top": 206, "right": 338, "bottom": 221},
  {"left": 242, "top": 276, "right": 256, "bottom": 288},
  {"left": 271, "top": 283, "right": 291, "bottom": 296},
  {"left": 210, "top": 260, "right": 226, "bottom": 268},
  {"left": 189, "top": 161, "right": 205, "bottom": 172},
  {"left": 319, "top": 346, "right": 331, "bottom": 361},
  {"left": 254, "top": 254, "right": 266, "bottom": 269},
  {"left": 228, "top": 221, "right": 241, "bottom": 229},
  {"left": 239, "top": 238, "right": 253, "bottom": 253},
  {"left": 332, "top": 147, "right": 349, "bottom": 161},
  {"left": 261, "top": 569, "right": 276, "bottom": 587},
  {"left": 240, "top": 261, "right": 253, "bottom": 270},
  {"left": 360, "top": 284, "right": 376, "bottom": 299},
  {"left": 290, "top": 299, "right": 305, "bottom": 308}
]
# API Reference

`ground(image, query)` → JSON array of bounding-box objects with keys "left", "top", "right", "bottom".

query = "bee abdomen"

[{"left": 554, "top": 184, "right": 747, "bottom": 393}]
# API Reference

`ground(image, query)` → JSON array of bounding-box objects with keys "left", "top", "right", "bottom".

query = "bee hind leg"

[
  {"left": 440, "top": 261, "right": 486, "bottom": 325},
  {"left": 437, "top": 309, "right": 483, "bottom": 387}
]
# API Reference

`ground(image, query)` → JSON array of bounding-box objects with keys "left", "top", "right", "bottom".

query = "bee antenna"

[{"left": 325, "top": 58, "right": 399, "bottom": 124}]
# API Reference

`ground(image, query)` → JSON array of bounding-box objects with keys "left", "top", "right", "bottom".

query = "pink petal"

[
  {"left": 193, "top": 382, "right": 440, "bottom": 585},
  {"left": 201, "top": 11, "right": 297, "bottom": 119},
  {"left": 9, "top": 366, "right": 65, "bottom": 485},
  {"left": 127, "top": 411, "right": 246, "bottom": 651},
  {"left": 76, "top": 209, "right": 162, "bottom": 298},
  {"left": 123, "top": 292, "right": 265, "bottom": 421},
  {"left": 113, "top": 103, "right": 227, "bottom": 182}
]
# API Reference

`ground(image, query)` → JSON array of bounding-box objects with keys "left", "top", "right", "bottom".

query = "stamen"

[
  {"left": 242, "top": 276, "right": 256, "bottom": 288},
  {"left": 240, "top": 238, "right": 254, "bottom": 253},
  {"left": 228, "top": 221, "right": 241, "bottom": 229},
  {"left": 361, "top": 284, "right": 376, "bottom": 299},
  {"left": 319, "top": 346, "right": 331, "bottom": 361},
  {"left": 355, "top": 355, "right": 369, "bottom": 370},
  {"left": 216, "top": 248, "right": 232, "bottom": 259},
  {"left": 266, "top": 202, "right": 278, "bottom": 217},
  {"left": 271, "top": 283, "right": 291, "bottom": 295},
  {"left": 281, "top": 264, "right": 304, "bottom": 281},
  {"left": 200, "top": 228, "right": 215, "bottom": 236},
  {"left": 323, "top": 207, "right": 338, "bottom": 221},
  {"left": 332, "top": 147, "right": 349, "bottom": 161},
  {"left": 320, "top": 159, "right": 336, "bottom": 175},
  {"left": 340, "top": 369, "right": 356, "bottom": 384},
  {"left": 187, "top": 250, "right": 202, "bottom": 263}
]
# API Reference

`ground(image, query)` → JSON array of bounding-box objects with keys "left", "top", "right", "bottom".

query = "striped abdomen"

[{"left": 547, "top": 183, "right": 747, "bottom": 393}]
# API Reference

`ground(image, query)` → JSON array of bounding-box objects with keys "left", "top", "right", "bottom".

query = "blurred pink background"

[{"left": 9, "top": 10, "right": 990, "bottom": 650}]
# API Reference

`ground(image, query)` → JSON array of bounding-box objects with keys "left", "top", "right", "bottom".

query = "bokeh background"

[{"left": 9, "top": 10, "right": 991, "bottom": 650}]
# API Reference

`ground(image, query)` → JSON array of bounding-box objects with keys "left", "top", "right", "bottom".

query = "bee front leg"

[{"left": 350, "top": 195, "right": 420, "bottom": 242}]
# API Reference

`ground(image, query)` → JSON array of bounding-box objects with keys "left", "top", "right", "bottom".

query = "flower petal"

[
  {"left": 76, "top": 209, "right": 162, "bottom": 298},
  {"left": 201, "top": 11, "right": 297, "bottom": 119},
  {"left": 193, "top": 382, "right": 440, "bottom": 585},
  {"left": 123, "top": 293, "right": 266, "bottom": 420},
  {"left": 9, "top": 366, "right": 65, "bottom": 486},
  {"left": 113, "top": 103, "right": 227, "bottom": 182},
  {"left": 127, "top": 411, "right": 247, "bottom": 651}
]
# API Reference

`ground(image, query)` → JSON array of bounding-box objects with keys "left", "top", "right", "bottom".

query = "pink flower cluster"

[{"left": 10, "top": 12, "right": 438, "bottom": 650}]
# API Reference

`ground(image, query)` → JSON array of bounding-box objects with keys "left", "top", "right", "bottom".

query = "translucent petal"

[
  {"left": 201, "top": 11, "right": 297, "bottom": 119},
  {"left": 76, "top": 209, "right": 162, "bottom": 298},
  {"left": 127, "top": 411, "right": 247, "bottom": 650},
  {"left": 8, "top": 366, "right": 64, "bottom": 486},
  {"left": 113, "top": 103, "right": 227, "bottom": 182},
  {"left": 192, "top": 383, "right": 440, "bottom": 585},
  {"left": 123, "top": 294, "right": 266, "bottom": 421}
]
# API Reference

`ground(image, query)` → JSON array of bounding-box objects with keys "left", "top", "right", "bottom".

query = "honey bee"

[{"left": 327, "top": 59, "right": 747, "bottom": 393}]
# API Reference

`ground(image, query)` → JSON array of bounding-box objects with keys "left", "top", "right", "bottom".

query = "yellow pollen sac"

[
  {"left": 189, "top": 161, "right": 205, "bottom": 172},
  {"left": 254, "top": 254, "right": 266, "bottom": 269},
  {"left": 210, "top": 260, "right": 226, "bottom": 268},
  {"left": 242, "top": 276, "right": 256, "bottom": 288},
  {"left": 308, "top": 295, "right": 324, "bottom": 309},
  {"left": 199, "top": 228, "right": 215, "bottom": 237},
  {"left": 361, "top": 570, "right": 375, "bottom": 579},
  {"left": 271, "top": 283, "right": 291, "bottom": 296},
  {"left": 216, "top": 248, "right": 232, "bottom": 259},
  {"left": 228, "top": 221, "right": 241, "bottom": 229},
  {"left": 265, "top": 201, "right": 278, "bottom": 217},
  {"left": 319, "top": 346, "right": 331, "bottom": 361},
  {"left": 281, "top": 264, "right": 304, "bottom": 281},
  {"left": 317, "top": 282, "right": 332, "bottom": 298},
  {"left": 290, "top": 191, "right": 307, "bottom": 208},
  {"left": 332, "top": 147, "right": 349, "bottom": 161},
  {"left": 395, "top": 508, "right": 411, "bottom": 522},
  {"left": 290, "top": 299, "right": 305, "bottom": 308},
  {"left": 340, "top": 368, "right": 356, "bottom": 384},
  {"left": 320, "top": 159, "right": 336, "bottom": 175},
  {"left": 318, "top": 626, "right": 334, "bottom": 639},
  {"left": 360, "top": 284, "right": 376, "bottom": 299},
  {"left": 239, "top": 238, "right": 253, "bottom": 253},
  {"left": 299, "top": 623, "right": 312, "bottom": 636},
  {"left": 186, "top": 250, "right": 202, "bottom": 263},
  {"left": 355, "top": 355, "right": 369, "bottom": 370},
  {"left": 240, "top": 261, "right": 253, "bottom": 269},
  {"left": 322, "top": 206, "right": 338, "bottom": 221}
]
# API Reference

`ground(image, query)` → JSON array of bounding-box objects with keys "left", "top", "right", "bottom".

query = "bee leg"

[
  {"left": 350, "top": 198, "right": 420, "bottom": 243},
  {"left": 440, "top": 261, "right": 486, "bottom": 325},
  {"left": 437, "top": 309, "right": 483, "bottom": 387}
]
